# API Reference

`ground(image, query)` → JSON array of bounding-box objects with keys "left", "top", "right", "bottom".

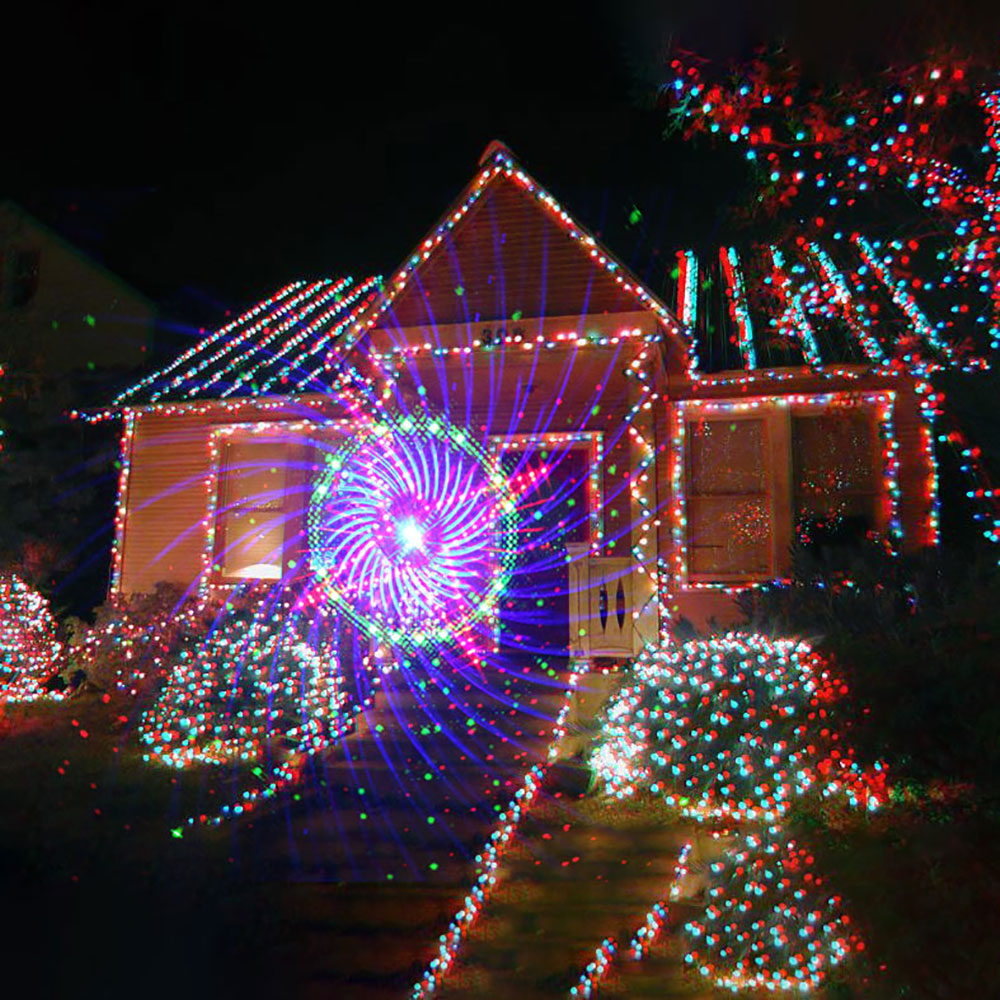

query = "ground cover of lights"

[
  {"left": 0, "top": 573, "right": 65, "bottom": 704},
  {"left": 574, "top": 633, "right": 881, "bottom": 996}
]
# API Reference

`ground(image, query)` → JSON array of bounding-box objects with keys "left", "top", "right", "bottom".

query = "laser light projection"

[{"left": 307, "top": 413, "right": 518, "bottom": 647}]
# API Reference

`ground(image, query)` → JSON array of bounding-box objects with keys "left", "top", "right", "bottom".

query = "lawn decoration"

[
  {"left": 139, "top": 589, "right": 348, "bottom": 769},
  {"left": 590, "top": 633, "right": 884, "bottom": 822},
  {"left": 0, "top": 573, "right": 64, "bottom": 703},
  {"left": 138, "top": 587, "right": 356, "bottom": 822},
  {"left": 576, "top": 633, "right": 879, "bottom": 994},
  {"left": 683, "top": 830, "right": 861, "bottom": 993}
]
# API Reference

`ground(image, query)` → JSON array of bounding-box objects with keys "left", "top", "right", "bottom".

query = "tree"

[{"left": 662, "top": 48, "right": 1000, "bottom": 550}]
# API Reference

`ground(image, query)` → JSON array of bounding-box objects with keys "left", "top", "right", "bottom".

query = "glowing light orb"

[
  {"left": 307, "top": 414, "right": 517, "bottom": 646},
  {"left": 397, "top": 517, "right": 426, "bottom": 553}
]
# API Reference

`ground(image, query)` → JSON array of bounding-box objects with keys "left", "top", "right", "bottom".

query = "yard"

[
  {"left": 0, "top": 678, "right": 532, "bottom": 999},
  {"left": 3, "top": 614, "right": 999, "bottom": 1000}
]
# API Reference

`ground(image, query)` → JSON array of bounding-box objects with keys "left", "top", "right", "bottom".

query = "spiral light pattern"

[{"left": 308, "top": 414, "right": 517, "bottom": 646}]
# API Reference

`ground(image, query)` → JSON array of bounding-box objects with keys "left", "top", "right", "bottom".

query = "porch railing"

[{"left": 566, "top": 544, "right": 635, "bottom": 658}]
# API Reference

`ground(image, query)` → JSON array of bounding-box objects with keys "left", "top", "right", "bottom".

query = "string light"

[
  {"left": 71, "top": 595, "right": 202, "bottom": 696},
  {"left": 768, "top": 246, "right": 824, "bottom": 368},
  {"left": 138, "top": 589, "right": 346, "bottom": 769},
  {"left": 667, "top": 55, "right": 997, "bottom": 371},
  {"left": 0, "top": 574, "right": 64, "bottom": 703},
  {"left": 569, "top": 843, "right": 693, "bottom": 996},
  {"left": 591, "top": 633, "right": 885, "bottom": 821},
  {"left": 676, "top": 250, "right": 699, "bottom": 328},
  {"left": 77, "top": 277, "right": 383, "bottom": 422},
  {"left": 345, "top": 148, "right": 697, "bottom": 376},
  {"left": 719, "top": 246, "right": 758, "bottom": 369},
  {"left": 411, "top": 661, "right": 591, "bottom": 998}
]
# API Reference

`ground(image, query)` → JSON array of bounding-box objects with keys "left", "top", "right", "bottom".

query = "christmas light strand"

[
  {"left": 719, "top": 246, "right": 758, "bottom": 369},
  {"left": 411, "top": 661, "right": 591, "bottom": 998},
  {"left": 676, "top": 250, "right": 699, "bottom": 328},
  {"left": 0, "top": 574, "right": 64, "bottom": 703},
  {"left": 768, "top": 246, "right": 823, "bottom": 368}
]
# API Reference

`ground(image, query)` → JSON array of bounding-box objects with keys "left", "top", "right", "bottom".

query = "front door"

[{"left": 497, "top": 445, "right": 591, "bottom": 657}]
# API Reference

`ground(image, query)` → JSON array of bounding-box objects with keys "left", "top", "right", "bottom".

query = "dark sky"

[{"left": 6, "top": 0, "right": 1000, "bottom": 330}]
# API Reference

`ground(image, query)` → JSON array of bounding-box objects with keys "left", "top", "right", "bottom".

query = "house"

[
  {"left": 0, "top": 202, "right": 159, "bottom": 594},
  {"left": 84, "top": 142, "right": 937, "bottom": 653},
  {"left": 0, "top": 201, "right": 155, "bottom": 378}
]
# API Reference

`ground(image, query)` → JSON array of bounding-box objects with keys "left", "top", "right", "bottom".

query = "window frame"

[
  {"left": 203, "top": 420, "right": 326, "bottom": 592},
  {"left": 673, "top": 392, "right": 896, "bottom": 588},
  {"left": 683, "top": 413, "right": 775, "bottom": 584},
  {"left": 213, "top": 438, "right": 289, "bottom": 582}
]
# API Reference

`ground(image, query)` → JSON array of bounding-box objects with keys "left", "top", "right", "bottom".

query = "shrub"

[
  {"left": 590, "top": 633, "right": 884, "bottom": 822},
  {"left": 68, "top": 583, "right": 207, "bottom": 694},
  {"left": 736, "top": 543, "right": 1000, "bottom": 792},
  {"left": 0, "top": 572, "right": 64, "bottom": 702}
]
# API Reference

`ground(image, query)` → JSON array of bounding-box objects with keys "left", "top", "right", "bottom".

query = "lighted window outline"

[
  {"left": 202, "top": 418, "right": 348, "bottom": 594},
  {"left": 672, "top": 391, "right": 898, "bottom": 590},
  {"left": 684, "top": 413, "right": 774, "bottom": 583}
]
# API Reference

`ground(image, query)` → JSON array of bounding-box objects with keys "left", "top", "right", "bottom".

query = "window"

[
  {"left": 686, "top": 417, "right": 772, "bottom": 579},
  {"left": 681, "top": 399, "right": 888, "bottom": 584},
  {"left": 215, "top": 440, "right": 290, "bottom": 581},
  {"left": 10, "top": 249, "right": 40, "bottom": 307},
  {"left": 793, "top": 412, "right": 880, "bottom": 551}
]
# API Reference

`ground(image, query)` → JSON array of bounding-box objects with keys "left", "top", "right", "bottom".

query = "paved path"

[{"left": 436, "top": 795, "right": 719, "bottom": 999}]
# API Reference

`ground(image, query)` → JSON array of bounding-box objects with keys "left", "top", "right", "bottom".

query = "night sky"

[{"left": 6, "top": 0, "right": 1000, "bottom": 337}]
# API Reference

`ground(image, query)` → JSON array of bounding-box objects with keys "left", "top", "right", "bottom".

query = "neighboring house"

[
  {"left": 85, "top": 142, "right": 937, "bottom": 651},
  {"left": 0, "top": 201, "right": 155, "bottom": 379},
  {"left": 0, "top": 201, "right": 158, "bottom": 593}
]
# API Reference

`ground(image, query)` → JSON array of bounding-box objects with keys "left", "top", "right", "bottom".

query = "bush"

[
  {"left": 137, "top": 585, "right": 347, "bottom": 768},
  {"left": 736, "top": 543, "right": 1000, "bottom": 793},
  {"left": 0, "top": 572, "right": 65, "bottom": 702},
  {"left": 68, "top": 583, "right": 206, "bottom": 694}
]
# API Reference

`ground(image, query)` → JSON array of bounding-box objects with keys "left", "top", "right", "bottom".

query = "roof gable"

[{"left": 347, "top": 145, "right": 696, "bottom": 369}]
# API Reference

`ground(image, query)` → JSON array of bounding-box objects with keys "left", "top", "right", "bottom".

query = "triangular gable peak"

[{"left": 346, "top": 144, "right": 699, "bottom": 374}]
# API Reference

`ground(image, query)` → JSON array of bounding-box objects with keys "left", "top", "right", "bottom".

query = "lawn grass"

[
  {"left": 793, "top": 798, "right": 1000, "bottom": 999},
  {"left": 0, "top": 690, "right": 473, "bottom": 999},
  {"left": 5, "top": 676, "right": 992, "bottom": 999}
]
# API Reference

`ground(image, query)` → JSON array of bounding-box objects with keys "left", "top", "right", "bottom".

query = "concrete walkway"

[{"left": 436, "top": 794, "right": 718, "bottom": 999}]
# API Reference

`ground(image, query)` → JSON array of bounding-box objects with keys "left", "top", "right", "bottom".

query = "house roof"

[
  {"left": 86, "top": 142, "right": 989, "bottom": 420},
  {"left": 338, "top": 141, "right": 697, "bottom": 370},
  {"left": 86, "top": 275, "right": 382, "bottom": 417}
]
